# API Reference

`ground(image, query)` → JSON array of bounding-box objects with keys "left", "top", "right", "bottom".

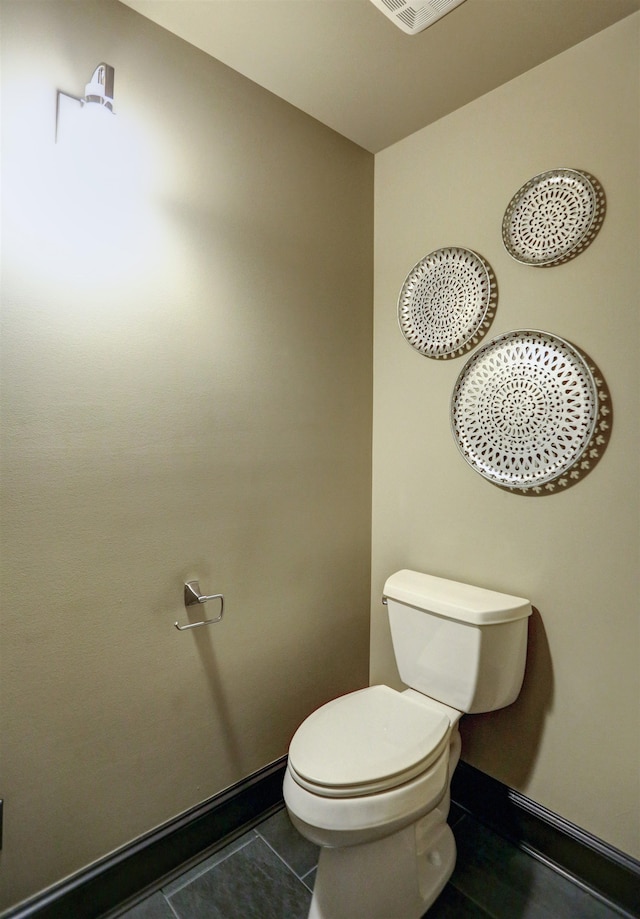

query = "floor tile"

[
  {"left": 112, "top": 804, "right": 630, "bottom": 919},
  {"left": 447, "top": 801, "right": 467, "bottom": 827},
  {"left": 450, "top": 816, "right": 627, "bottom": 919},
  {"left": 162, "top": 830, "right": 256, "bottom": 897},
  {"left": 426, "top": 883, "right": 494, "bottom": 918},
  {"left": 300, "top": 865, "right": 317, "bottom": 892},
  {"left": 256, "top": 807, "right": 320, "bottom": 878},
  {"left": 116, "top": 891, "right": 176, "bottom": 919},
  {"left": 168, "top": 835, "right": 312, "bottom": 919}
]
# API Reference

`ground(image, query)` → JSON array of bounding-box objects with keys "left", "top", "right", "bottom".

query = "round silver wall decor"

[
  {"left": 451, "top": 331, "right": 611, "bottom": 494},
  {"left": 398, "top": 247, "right": 497, "bottom": 359},
  {"left": 502, "top": 169, "right": 606, "bottom": 267}
]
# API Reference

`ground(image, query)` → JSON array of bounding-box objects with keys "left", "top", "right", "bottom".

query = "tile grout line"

[
  {"left": 254, "top": 829, "right": 317, "bottom": 885},
  {"left": 300, "top": 870, "right": 316, "bottom": 893},
  {"left": 163, "top": 833, "right": 258, "bottom": 898},
  {"left": 446, "top": 881, "right": 501, "bottom": 919}
]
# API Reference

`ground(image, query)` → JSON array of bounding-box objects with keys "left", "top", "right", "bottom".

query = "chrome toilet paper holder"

[{"left": 174, "top": 580, "right": 224, "bottom": 631}]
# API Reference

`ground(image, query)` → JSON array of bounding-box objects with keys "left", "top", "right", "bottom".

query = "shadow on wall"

[
  {"left": 459, "top": 607, "right": 553, "bottom": 788},
  {"left": 192, "top": 627, "right": 244, "bottom": 775}
]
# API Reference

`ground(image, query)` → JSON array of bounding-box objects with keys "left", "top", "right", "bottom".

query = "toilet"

[{"left": 284, "top": 569, "right": 532, "bottom": 919}]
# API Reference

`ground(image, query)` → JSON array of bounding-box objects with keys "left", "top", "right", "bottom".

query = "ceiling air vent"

[{"left": 370, "top": 0, "right": 467, "bottom": 35}]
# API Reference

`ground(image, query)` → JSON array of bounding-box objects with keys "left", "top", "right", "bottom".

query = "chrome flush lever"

[{"left": 174, "top": 580, "right": 224, "bottom": 631}]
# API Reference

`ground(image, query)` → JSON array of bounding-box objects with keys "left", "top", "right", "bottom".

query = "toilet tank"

[{"left": 383, "top": 570, "right": 532, "bottom": 714}]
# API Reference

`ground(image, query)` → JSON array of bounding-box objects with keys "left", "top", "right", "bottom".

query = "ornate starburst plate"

[
  {"left": 450, "top": 330, "right": 610, "bottom": 493},
  {"left": 502, "top": 168, "right": 605, "bottom": 267},
  {"left": 398, "top": 247, "right": 497, "bottom": 359}
]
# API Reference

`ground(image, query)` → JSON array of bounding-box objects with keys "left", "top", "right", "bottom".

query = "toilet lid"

[{"left": 288, "top": 686, "right": 451, "bottom": 797}]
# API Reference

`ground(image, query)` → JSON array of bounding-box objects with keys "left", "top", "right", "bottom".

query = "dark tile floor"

[{"left": 112, "top": 805, "right": 628, "bottom": 919}]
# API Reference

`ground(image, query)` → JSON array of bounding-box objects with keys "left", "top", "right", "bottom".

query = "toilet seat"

[{"left": 288, "top": 685, "right": 451, "bottom": 797}]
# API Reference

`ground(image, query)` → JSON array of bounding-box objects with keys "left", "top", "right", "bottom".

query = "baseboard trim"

[
  {"left": 451, "top": 760, "right": 640, "bottom": 918},
  {"left": 4, "top": 757, "right": 639, "bottom": 919},
  {"left": 1, "top": 757, "right": 288, "bottom": 919}
]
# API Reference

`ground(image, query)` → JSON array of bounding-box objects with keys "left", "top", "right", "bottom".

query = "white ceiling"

[{"left": 121, "top": 0, "right": 640, "bottom": 152}]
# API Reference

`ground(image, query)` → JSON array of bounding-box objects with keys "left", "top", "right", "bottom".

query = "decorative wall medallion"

[
  {"left": 450, "top": 330, "right": 612, "bottom": 494},
  {"left": 502, "top": 169, "right": 606, "bottom": 267},
  {"left": 398, "top": 247, "right": 497, "bottom": 359}
]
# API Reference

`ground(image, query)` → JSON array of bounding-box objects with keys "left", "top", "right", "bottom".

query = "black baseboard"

[
  {"left": 451, "top": 760, "right": 640, "bottom": 918},
  {"left": 1, "top": 757, "right": 288, "bottom": 919},
  {"left": 3, "top": 757, "right": 639, "bottom": 919}
]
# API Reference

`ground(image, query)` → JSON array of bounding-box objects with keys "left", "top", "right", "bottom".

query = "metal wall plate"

[
  {"left": 502, "top": 168, "right": 606, "bottom": 267},
  {"left": 398, "top": 247, "right": 497, "bottom": 359},
  {"left": 451, "top": 330, "right": 611, "bottom": 494}
]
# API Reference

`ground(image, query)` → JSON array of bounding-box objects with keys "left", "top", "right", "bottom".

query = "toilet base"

[{"left": 307, "top": 805, "right": 456, "bottom": 919}]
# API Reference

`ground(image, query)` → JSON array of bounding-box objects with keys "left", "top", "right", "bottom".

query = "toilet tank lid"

[{"left": 383, "top": 570, "right": 532, "bottom": 625}]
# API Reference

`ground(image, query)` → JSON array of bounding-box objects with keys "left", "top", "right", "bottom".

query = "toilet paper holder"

[{"left": 174, "top": 580, "right": 224, "bottom": 631}]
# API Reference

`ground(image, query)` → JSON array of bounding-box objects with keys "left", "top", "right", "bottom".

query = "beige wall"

[
  {"left": 372, "top": 14, "right": 639, "bottom": 858},
  {"left": 2, "top": 0, "right": 639, "bottom": 910},
  {"left": 0, "top": 1, "right": 372, "bottom": 909}
]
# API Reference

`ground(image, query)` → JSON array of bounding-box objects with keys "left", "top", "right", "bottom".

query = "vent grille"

[{"left": 370, "top": 0, "right": 467, "bottom": 34}]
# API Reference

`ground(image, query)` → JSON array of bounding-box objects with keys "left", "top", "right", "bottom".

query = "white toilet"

[{"left": 284, "top": 569, "right": 532, "bottom": 919}]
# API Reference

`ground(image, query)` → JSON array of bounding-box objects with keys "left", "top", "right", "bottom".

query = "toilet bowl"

[
  {"left": 284, "top": 685, "right": 462, "bottom": 919},
  {"left": 285, "top": 686, "right": 460, "bottom": 845},
  {"left": 284, "top": 570, "right": 532, "bottom": 919}
]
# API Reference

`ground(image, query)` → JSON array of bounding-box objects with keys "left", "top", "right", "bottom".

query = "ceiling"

[{"left": 120, "top": 0, "right": 640, "bottom": 152}]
